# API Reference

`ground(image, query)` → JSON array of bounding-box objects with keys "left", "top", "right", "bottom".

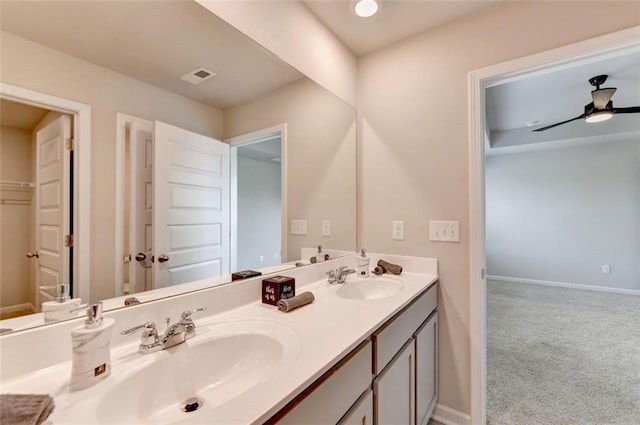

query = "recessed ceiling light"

[{"left": 353, "top": 0, "right": 379, "bottom": 18}]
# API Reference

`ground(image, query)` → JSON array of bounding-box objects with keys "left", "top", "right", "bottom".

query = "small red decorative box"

[{"left": 262, "top": 276, "right": 295, "bottom": 305}]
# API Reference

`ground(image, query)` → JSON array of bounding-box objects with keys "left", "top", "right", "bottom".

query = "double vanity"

[{"left": 0, "top": 253, "right": 438, "bottom": 424}]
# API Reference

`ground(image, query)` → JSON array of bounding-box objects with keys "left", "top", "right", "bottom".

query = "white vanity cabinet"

[
  {"left": 372, "top": 282, "right": 438, "bottom": 425},
  {"left": 271, "top": 340, "right": 373, "bottom": 425},
  {"left": 268, "top": 281, "right": 438, "bottom": 425}
]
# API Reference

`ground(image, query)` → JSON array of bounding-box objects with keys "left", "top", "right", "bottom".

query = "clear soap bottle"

[{"left": 356, "top": 248, "right": 370, "bottom": 278}]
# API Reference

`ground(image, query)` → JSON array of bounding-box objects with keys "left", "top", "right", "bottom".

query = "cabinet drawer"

[
  {"left": 276, "top": 340, "right": 373, "bottom": 424},
  {"left": 372, "top": 283, "right": 437, "bottom": 373}
]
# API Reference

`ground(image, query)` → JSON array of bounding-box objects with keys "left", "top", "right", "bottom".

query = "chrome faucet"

[
  {"left": 121, "top": 307, "right": 207, "bottom": 353},
  {"left": 327, "top": 266, "right": 356, "bottom": 284}
]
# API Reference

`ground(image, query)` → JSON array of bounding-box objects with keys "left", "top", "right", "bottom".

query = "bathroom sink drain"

[{"left": 181, "top": 397, "right": 202, "bottom": 413}]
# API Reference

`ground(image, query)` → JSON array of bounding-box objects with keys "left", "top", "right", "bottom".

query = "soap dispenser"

[
  {"left": 316, "top": 245, "right": 325, "bottom": 263},
  {"left": 70, "top": 302, "right": 114, "bottom": 391},
  {"left": 356, "top": 249, "right": 370, "bottom": 278},
  {"left": 41, "top": 283, "right": 82, "bottom": 323}
]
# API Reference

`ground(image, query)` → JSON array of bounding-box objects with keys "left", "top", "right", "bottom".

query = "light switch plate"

[
  {"left": 322, "top": 220, "right": 331, "bottom": 237},
  {"left": 291, "top": 220, "right": 307, "bottom": 235},
  {"left": 430, "top": 221, "right": 459, "bottom": 242}
]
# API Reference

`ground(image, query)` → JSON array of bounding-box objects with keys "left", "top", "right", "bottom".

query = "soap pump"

[
  {"left": 41, "top": 283, "right": 82, "bottom": 323},
  {"left": 356, "top": 248, "right": 370, "bottom": 278},
  {"left": 69, "top": 302, "right": 115, "bottom": 391},
  {"left": 316, "top": 245, "right": 325, "bottom": 263}
]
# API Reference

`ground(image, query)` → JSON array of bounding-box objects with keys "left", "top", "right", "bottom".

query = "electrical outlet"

[
  {"left": 392, "top": 221, "right": 405, "bottom": 240},
  {"left": 322, "top": 220, "right": 331, "bottom": 237},
  {"left": 602, "top": 265, "right": 611, "bottom": 274},
  {"left": 430, "top": 221, "right": 460, "bottom": 242},
  {"left": 259, "top": 255, "right": 264, "bottom": 263},
  {"left": 290, "top": 219, "right": 307, "bottom": 235}
]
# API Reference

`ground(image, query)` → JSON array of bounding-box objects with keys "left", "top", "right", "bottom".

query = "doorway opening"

[
  {"left": 0, "top": 84, "right": 91, "bottom": 319},
  {"left": 227, "top": 124, "right": 287, "bottom": 273},
  {"left": 468, "top": 27, "right": 640, "bottom": 425}
]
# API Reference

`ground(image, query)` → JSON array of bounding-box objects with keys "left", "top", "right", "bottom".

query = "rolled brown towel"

[
  {"left": 277, "top": 291, "right": 315, "bottom": 312},
  {"left": 377, "top": 259, "right": 403, "bottom": 275},
  {"left": 0, "top": 394, "right": 55, "bottom": 425}
]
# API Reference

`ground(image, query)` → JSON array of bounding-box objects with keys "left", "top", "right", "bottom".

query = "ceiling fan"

[{"left": 533, "top": 74, "right": 640, "bottom": 132}]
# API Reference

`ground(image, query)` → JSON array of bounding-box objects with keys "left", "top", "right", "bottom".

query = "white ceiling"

[
  {"left": 0, "top": 1, "right": 303, "bottom": 110},
  {"left": 302, "top": 0, "right": 499, "bottom": 56},
  {"left": 486, "top": 50, "right": 640, "bottom": 150}
]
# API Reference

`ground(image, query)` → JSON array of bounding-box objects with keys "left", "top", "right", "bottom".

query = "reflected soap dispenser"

[
  {"left": 41, "top": 283, "right": 82, "bottom": 323},
  {"left": 70, "top": 302, "right": 114, "bottom": 391},
  {"left": 316, "top": 245, "right": 325, "bottom": 263},
  {"left": 356, "top": 249, "right": 370, "bottom": 278}
]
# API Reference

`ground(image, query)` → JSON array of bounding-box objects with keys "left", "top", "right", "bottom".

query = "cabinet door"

[
  {"left": 339, "top": 389, "right": 373, "bottom": 425},
  {"left": 415, "top": 312, "right": 438, "bottom": 425},
  {"left": 374, "top": 339, "right": 415, "bottom": 425}
]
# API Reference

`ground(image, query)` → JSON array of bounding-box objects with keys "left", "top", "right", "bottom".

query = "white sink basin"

[
  {"left": 96, "top": 320, "right": 300, "bottom": 424},
  {"left": 336, "top": 276, "right": 404, "bottom": 300}
]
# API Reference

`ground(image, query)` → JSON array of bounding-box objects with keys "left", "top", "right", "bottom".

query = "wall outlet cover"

[{"left": 392, "top": 221, "right": 405, "bottom": 241}]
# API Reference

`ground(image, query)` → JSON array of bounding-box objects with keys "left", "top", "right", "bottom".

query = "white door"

[
  {"left": 153, "top": 121, "right": 229, "bottom": 287},
  {"left": 129, "top": 122, "right": 153, "bottom": 293},
  {"left": 415, "top": 313, "right": 438, "bottom": 425},
  {"left": 35, "top": 115, "right": 71, "bottom": 306},
  {"left": 374, "top": 339, "right": 416, "bottom": 425}
]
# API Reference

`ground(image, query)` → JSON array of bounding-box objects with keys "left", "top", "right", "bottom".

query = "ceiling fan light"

[
  {"left": 585, "top": 111, "right": 613, "bottom": 123},
  {"left": 354, "top": 0, "right": 379, "bottom": 17}
]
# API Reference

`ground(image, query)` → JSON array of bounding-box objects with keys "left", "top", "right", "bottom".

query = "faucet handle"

[
  {"left": 121, "top": 322, "right": 160, "bottom": 353},
  {"left": 181, "top": 307, "right": 207, "bottom": 322}
]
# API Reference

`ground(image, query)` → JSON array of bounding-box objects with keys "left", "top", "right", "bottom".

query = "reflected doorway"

[
  {"left": 0, "top": 99, "right": 73, "bottom": 319},
  {"left": 229, "top": 125, "right": 286, "bottom": 273}
]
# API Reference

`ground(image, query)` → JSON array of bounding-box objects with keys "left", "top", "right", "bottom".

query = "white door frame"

[
  {"left": 225, "top": 123, "right": 288, "bottom": 272},
  {"left": 114, "top": 113, "right": 153, "bottom": 296},
  {"left": 468, "top": 26, "right": 640, "bottom": 424},
  {"left": 0, "top": 82, "right": 91, "bottom": 303}
]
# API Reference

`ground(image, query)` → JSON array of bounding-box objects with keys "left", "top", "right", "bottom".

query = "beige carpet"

[{"left": 487, "top": 280, "right": 640, "bottom": 425}]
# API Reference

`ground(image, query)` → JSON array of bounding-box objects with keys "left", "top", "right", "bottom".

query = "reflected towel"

[
  {"left": 277, "top": 291, "right": 315, "bottom": 312},
  {"left": 0, "top": 394, "right": 55, "bottom": 425}
]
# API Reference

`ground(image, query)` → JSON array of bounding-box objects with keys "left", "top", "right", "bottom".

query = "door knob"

[
  {"left": 157, "top": 254, "right": 170, "bottom": 263},
  {"left": 26, "top": 251, "right": 39, "bottom": 259},
  {"left": 135, "top": 253, "right": 147, "bottom": 262}
]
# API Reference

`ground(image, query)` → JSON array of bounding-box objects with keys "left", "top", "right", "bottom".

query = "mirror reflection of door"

[
  {"left": 0, "top": 99, "right": 72, "bottom": 319},
  {"left": 119, "top": 116, "right": 230, "bottom": 294},
  {"left": 230, "top": 132, "right": 283, "bottom": 272}
]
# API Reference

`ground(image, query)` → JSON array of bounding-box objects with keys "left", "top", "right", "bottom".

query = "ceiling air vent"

[{"left": 180, "top": 67, "right": 216, "bottom": 85}]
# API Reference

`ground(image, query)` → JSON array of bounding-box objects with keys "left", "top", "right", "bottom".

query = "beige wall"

[
  {"left": 1, "top": 31, "right": 224, "bottom": 301},
  {"left": 224, "top": 78, "right": 357, "bottom": 260},
  {"left": 0, "top": 126, "right": 33, "bottom": 308},
  {"left": 357, "top": 1, "right": 640, "bottom": 415},
  {"left": 198, "top": 0, "right": 358, "bottom": 107}
]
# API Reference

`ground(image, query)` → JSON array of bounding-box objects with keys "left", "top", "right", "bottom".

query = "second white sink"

[{"left": 336, "top": 276, "right": 405, "bottom": 301}]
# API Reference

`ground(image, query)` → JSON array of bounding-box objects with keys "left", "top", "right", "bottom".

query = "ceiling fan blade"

[
  {"left": 613, "top": 106, "right": 640, "bottom": 114},
  {"left": 591, "top": 88, "right": 616, "bottom": 109},
  {"left": 532, "top": 114, "right": 586, "bottom": 132}
]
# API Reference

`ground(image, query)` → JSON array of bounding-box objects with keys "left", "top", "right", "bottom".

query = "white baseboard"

[
  {"left": 0, "top": 303, "right": 35, "bottom": 315},
  {"left": 433, "top": 403, "right": 471, "bottom": 425},
  {"left": 487, "top": 275, "right": 640, "bottom": 296}
]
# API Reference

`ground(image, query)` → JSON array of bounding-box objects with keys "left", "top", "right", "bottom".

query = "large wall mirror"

[{"left": 0, "top": 0, "right": 356, "bottom": 333}]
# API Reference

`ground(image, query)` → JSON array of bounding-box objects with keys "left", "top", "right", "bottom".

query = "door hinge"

[
  {"left": 65, "top": 137, "right": 74, "bottom": 151},
  {"left": 123, "top": 254, "right": 132, "bottom": 263},
  {"left": 481, "top": 268, "right": 485, "bottom": 279},
  {"left": 64, "top": 234, "right": 74, "bottom": 247}
]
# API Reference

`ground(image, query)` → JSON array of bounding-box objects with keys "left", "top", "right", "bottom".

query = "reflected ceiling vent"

[{"left": 180, "top": 67, "right": 216, "bottom": 85}]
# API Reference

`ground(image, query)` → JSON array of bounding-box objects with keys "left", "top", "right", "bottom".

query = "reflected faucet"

[
  {"left": 327, "top": 266, "right": 356, "bottom": 284},
  {"left": 121, "top": 307, "right": 207, "bottom": 353}
]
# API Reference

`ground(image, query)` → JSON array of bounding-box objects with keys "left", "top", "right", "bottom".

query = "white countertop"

[{"left": 0, "top": 254, "right": 437, "bottom": 424}]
